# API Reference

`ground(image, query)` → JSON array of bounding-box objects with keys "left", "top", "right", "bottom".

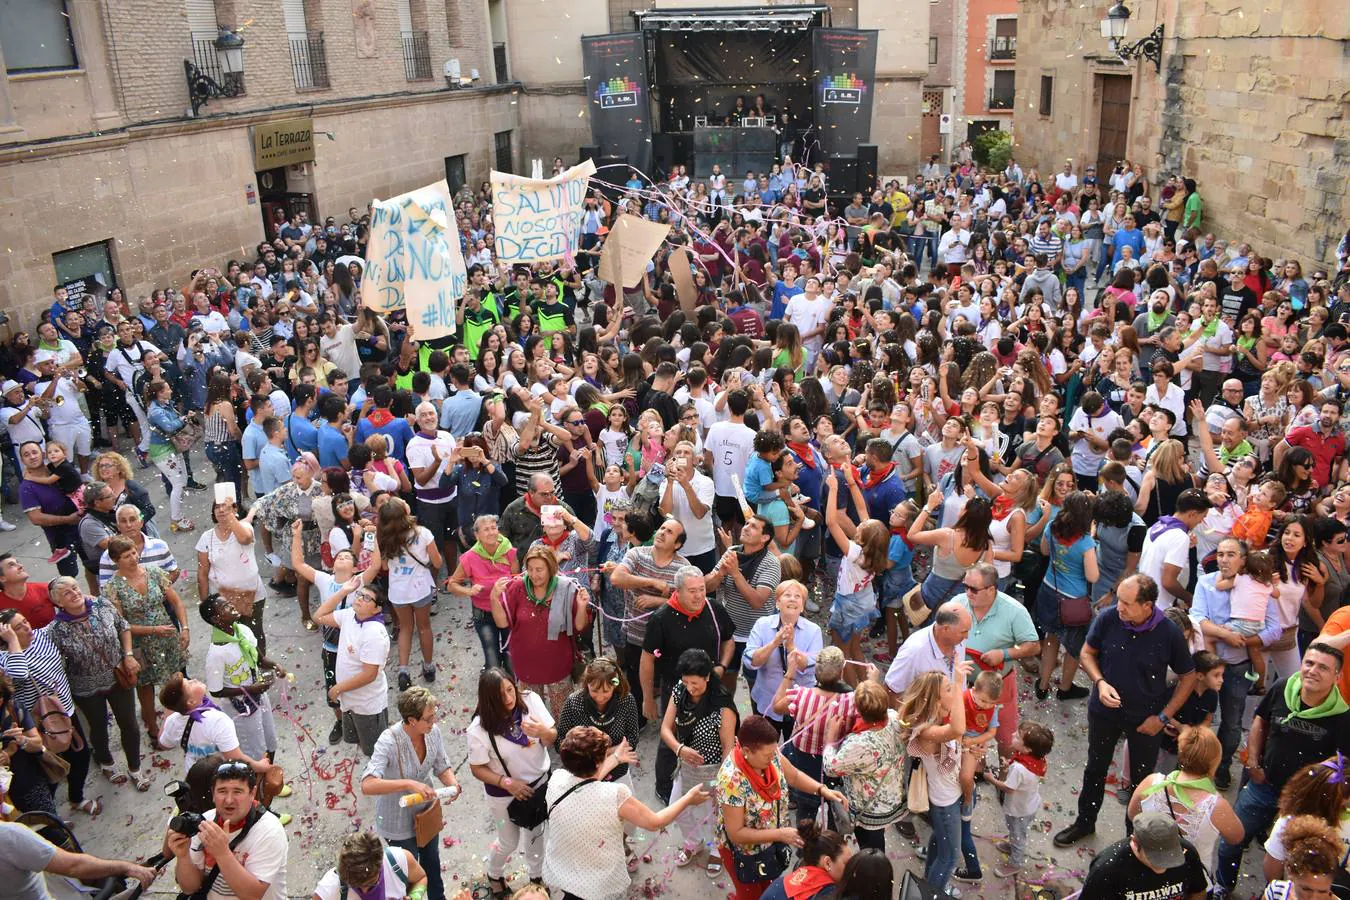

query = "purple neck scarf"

[
  {"left": 1122, "top": 605, "right": 1166, "bottom": 633},
  {"left": 352, "top": 867, "right": 386, "bottom": 900},
  {"left": 501, "top": 707, "right": 530, "bottom": 748},
  {"left": 188, "top": 697, "right": 222, "bottom": 723},
  {"left": 53, "top": 600, "right": 91, "bottom": 623},
  {"left": 1148, "top": 515, "right": 1188, "bottom": 542},
  {"left": 356, "top": 609, "right": 384, "bottom": 625}
]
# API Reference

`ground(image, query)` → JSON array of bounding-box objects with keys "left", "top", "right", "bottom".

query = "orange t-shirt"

[
  {"left": 1320, "top": 607, "right": 1350, "bottom": 701},
  {"left": 1232, "top": 507, "right": 1273, "bottom": 550}
]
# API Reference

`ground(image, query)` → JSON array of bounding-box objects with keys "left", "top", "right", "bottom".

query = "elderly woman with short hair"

[
  {"left": 446, "top": 514, "right": 519, "bottom": 671},
  {"left": 96, "top": 503, "right": 178, "bottom": 588},
  {"left": 43, "top": 575, "right": 148, "bottom": 790}
]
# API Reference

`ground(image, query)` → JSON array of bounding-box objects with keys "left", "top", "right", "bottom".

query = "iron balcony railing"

[
  {"left": 402, "top": 30, "right": 432, "bottom": 81},
  {"left": 289, "top": 31, "right": 330, "bottom": 90}
]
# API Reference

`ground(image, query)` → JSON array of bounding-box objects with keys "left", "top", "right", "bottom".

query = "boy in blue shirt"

[{"left": 743, "top": 429, "right": 787, "bottom": 507}]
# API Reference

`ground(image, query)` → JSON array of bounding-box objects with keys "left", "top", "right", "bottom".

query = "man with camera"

[{"left": 167, "top": 759, "right": 289, "bottom": 900}]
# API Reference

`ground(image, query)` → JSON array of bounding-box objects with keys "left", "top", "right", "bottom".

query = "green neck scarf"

[
  {"left": 212, "top": 624, "right": 259, "bottom": 672},
  {"left": 1147, "top": 309, "right": 1170, "bottom": 332},
  {"left": 1138, "top": 770, "right": 1216, "bottom": 810},
  {"left": 470, "top": 536, "right": 512, "bottom": 565},
  {"left": 1283, "top": 673, "right": 1350, "bottom": 721},
  {"left": 1198, "top": 316, "right": 1221, "bottom": 339},
  {"left": 525, "top": 575, "right": 557, "bottom": 608},
  {"left": 1237, "top": 335, "right": 1257, "bottom": 350}
]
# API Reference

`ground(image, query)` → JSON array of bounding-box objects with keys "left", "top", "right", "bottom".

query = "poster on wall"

[
  {"left": 362, "top": 179, "right": 467, "bottom": 341},
  {"left": 581, "top": 33, "right": 652, "bottom": 176},
  {"left": 812, "top": 29, "right": 879, "bottom": 156}
]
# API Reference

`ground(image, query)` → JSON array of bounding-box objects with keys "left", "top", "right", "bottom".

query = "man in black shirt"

[
  {"left": 1219, "top": 266, "right": 1258, "bottom": 324},
  {"left": 1079, "top": 811, "right": 1207, "bottom": 900},
  {"left": 1213, "top": 642, "right": 1350, "bottom": 893},
  {"left": 640, "top": 564, "right": 735, "bottom": 802},
  {"left": 638, "top": 362, "right": 682, "bottom": 431}
]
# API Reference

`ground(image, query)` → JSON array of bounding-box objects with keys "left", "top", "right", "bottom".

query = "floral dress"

[
  {"left": 716, "top": 755, "right": 791, "bottom": 856},
  {"left": 103, "top": 566, "right": 183, "bottom": 685},
  {"left": 260, "top": 479, "right": 325, "bottom": 563},
  {"left": 822, "top": 710, "right": 909, "bottom": 829}
]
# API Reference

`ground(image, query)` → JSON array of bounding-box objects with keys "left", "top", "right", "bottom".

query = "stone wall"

[
  {"left": 1013, "top": 0, "right": 1349, "bottom": 267},
  {"left": 0, "top": 89, "right": 516, "bottom": 323}
]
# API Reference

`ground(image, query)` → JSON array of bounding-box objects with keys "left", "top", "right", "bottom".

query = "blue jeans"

[
  {"left": 205, "top": 440, "right": 244, "bottom": 503},
  {"left": 1095, "top": 247, "right": 1115, "bottom": 282},
  {"left": 1066, "top": 268, "right": 1087, "bottom": 300},
  {"left": 391, "top": 834, "right": 445, "bottom": 900},
  {"left": 908, "top": 233, "right": 934, "bottom": 270},
  {"left": 1215, "top": 659, "right": 1253, "bottom": 776},
  {"left": 1214, "top": 778, "right": 1281, "bottom": 890},
  {"left": 959, "top": 792, "right": 982, "bottom": 877},
  {"left": 471, "top": 607, "right": 509, "bottom": 672},
  {"left": 784, "top": 742, "right": 824, "bottom": 825},
  {"left": 925, "top": 799, "right": 962, "bottom": 891}
]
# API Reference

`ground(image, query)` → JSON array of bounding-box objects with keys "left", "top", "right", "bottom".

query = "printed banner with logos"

[
  {"left": 597, "top": 214, "right": 671, "bottom": 289},
  {"left": 811, "top": 29, "right": 878, "bottom": 156},
  {"left": 581, "top": 32, "right": 652, "bottom": 176},
  {"left": 491, "top": 159, "right": 597, "bottom": 265},
  {"left": 362, "top": 179, "right": 467, "bottom": 341}
]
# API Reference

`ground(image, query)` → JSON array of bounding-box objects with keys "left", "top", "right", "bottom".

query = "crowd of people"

[{"left": 2, "top": 147, "right": 1350, "bottom": 900}]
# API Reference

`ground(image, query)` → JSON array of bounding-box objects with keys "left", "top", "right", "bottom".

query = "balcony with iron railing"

[
  {"left": 402, "top": 30, "right": 432, "bottom": 81},
  {"left": 191, "top": 32, "right": 245, "bottom": 95},
  {"left": 987, "top": 88, "right": 1015, "bottom": 111},
  {"left": 288, "top": 31, "right": 330, "bottom": 90},
  {"left": 990, "top": 35, "right": 1017, "bottom": 61}
]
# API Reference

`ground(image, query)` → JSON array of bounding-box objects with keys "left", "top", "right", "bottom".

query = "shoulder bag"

[
  {"left": 487, "top": 731, "right": 550, "bottom": 830},
  {"left": 396, "top": 736, "right": 444, "bottom": 847},
  {"left": 29, "top": 675, "right": 81, "bottom": 754},
  {"left": 729, "top": 785, "right": 791, "bottom": 885},
  {"left": 547, "top": 777, "right": 595, "bottom": 816},
  {"left": 1049, "top": 537, "right": 1093, "bottom": 628}
]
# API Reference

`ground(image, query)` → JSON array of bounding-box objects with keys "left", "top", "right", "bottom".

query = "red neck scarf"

[
  {"left": 786, "top": 442, "right": 817, "bottom": 469},
  {"left": 891, "top": 525, "right": 914, "bottom": 548},
  {"left": 1011, "top": 753, "right": 1047, "bottom": 778},
  {"left": 666, "top": 591, "right": 701, "bottom": 622},
  {"left": 783, "top": 866, "right": 836, "bottom": 900},
  {"left": 861, "top": 461, "right": 896, "bottom": 490},
  {"left": 990, "top": 494, "right": 1016, "bottom": 521},
  {"left": 203, "top": 807, "right": 256, "bottom": 869},
  {"left": 849, "top": 717, "right": 888, "bottom": 736},
  {"left": 540, "top": 530, "right": 567, "bottom": 549},
  {"left": 524, "top": 493, "right": 544, "bottom": 517},
  {"left": 366, "top": 408, "right": 395, "bottom": 428},
  {"left": 733, "top": 743, "right": 783, "bottom": 802}
]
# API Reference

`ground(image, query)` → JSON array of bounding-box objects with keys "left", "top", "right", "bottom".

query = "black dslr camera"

[{"left": 167, "top": 810, "right": 205, "bottom": 837}]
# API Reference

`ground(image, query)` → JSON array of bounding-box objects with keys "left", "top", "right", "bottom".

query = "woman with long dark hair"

[
  {"left": 908, "top": 488, "right": 995, "bottom": 612},
  {"left": 1035, "top": 490, "right": 1099, "bottom": 701},
  {"left": 1270, "top": 515, "right": 1326, "bottom": 669},
  {"left": 203, "top": 370, "right": 245, "bottom": 501},
  {"left": 377, "top": 497, "right": 442, "bottom": 691}
]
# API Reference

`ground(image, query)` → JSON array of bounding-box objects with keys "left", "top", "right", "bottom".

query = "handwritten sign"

[
  {"left": 362, "top": 180, "right": 467, "bottom": 340},
  {"left": 598, "top": 214, "right": 671, "bottom": 289},
  {"left": 668, "top": 247, "right": 697, "bottom": 315},
  {"left": 492, "top": 159, "right": 597, "bottom": 264}
]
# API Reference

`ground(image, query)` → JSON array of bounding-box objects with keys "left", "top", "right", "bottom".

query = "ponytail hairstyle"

[{"left": 795, "top": 820, "right": 848, "bottom": 868}]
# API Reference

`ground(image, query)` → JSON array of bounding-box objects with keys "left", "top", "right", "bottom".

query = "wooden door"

[
  {"left": 1096, "top": 74, "right": 1132, "bottom": 176},
  {"left": 921, "top": 90, "right": 943, "bottom": 160}
]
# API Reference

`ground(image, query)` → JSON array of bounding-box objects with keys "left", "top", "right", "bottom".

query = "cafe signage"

[{"left": 252, "top": 117, "right": 315, "bottom": 170}]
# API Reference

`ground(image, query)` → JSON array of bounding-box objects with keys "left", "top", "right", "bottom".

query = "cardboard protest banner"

[
  {"left": 362, "top": 180, "right": 467, "bottom": 341},
  {"left": 492, "top": 159, "right": 597, "bottom": 264},
  {"left": 668, "top": 247, "right": 697, "bottom": 314},
  {"left": 598, "top": 214, "right": 671, "bottom": 289}
]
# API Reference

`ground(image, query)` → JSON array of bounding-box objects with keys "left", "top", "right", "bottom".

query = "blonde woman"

[
  {"left": 1136, "top": 438, "right": 1192, "bottom": 525},
  {"left": 897, "top": 671, "right": 967, "bottom": 894}
]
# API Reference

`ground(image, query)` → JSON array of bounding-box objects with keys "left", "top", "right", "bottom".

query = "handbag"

[
  {"left": 487, "top": 732, "right": 550, "bottom": 830},
  {"left": 396, "top": 737, "right": 444, "bottom": 846},
  {"left": 38, "top": 748, "right": 71, "bottom": 783},
  {"left": 730, "top": 794, "right": 791, "bottom": 885},
  {"left": 30, "top": 678, "right": 81, "bottom": 754},
  {"left": 906, "top": 764, "right": 930, "bottom": 814},
  {"left": 1050, "top": 538, "right": 1093, "bottom": 628}
]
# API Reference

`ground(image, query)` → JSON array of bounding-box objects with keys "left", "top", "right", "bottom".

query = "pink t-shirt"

[{"left": 460, "top": 545, "right": 517, "bottom": 612}]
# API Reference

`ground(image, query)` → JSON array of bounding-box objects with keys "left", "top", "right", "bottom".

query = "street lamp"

[
  {"left": 1100, "top": 1, "right": 1164, "bottom": 73},
  {"left": 185, "top": 27, "right": 246, "bottom": 116}
]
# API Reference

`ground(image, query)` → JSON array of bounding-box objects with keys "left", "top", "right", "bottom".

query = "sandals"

[
  {"left": 131, "top": 769, "right": 152, "bottom": 792},
  {"left": 675, "top": 846, "right": 698, "bottom": 867},
  {"left": 302, "top": 619, "right": 318, "bottom": 632},
  {"left": 72, "top": 798, "right": 102, "bottom": 816},
  {"left": 705, "top": 858, "right": 723, "bottom": 878},
  {"left": 100, "top": 764, "right": 128, "bottom": 785}
]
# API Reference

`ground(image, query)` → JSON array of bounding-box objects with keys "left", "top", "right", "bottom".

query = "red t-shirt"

[
  {"left": 501, "top": 579, "right": 578, "bottom": 685},
  {"left": 0, "top": 584, "right": 55, "bottom": 629},
  {"left": 963, "top": 688, "right": 998, "bottom": 737},
  {"left": 1285, "top": 425, "right": 1347, "bottom": 488}
]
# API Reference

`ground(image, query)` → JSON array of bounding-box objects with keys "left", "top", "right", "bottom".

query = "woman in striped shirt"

[{"left": 0, "top": 608, "right": 98, "bottom": 815}]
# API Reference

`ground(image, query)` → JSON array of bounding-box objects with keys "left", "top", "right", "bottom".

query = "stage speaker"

[
  {"left": 857, "top": 144, "right": 879, "bottom": 193},
  {"left": 826, "top": 156, "right": 858, "bottom": 195},
  {"left": 580, "top": 145, "right": 600, "bottom": 164},
  {"left": 651, "top": 134, "right": 676, "bottom": 176}
]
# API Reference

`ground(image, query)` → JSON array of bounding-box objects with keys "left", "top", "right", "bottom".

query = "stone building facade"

[{"left": 1013, "top": 0, "right": 1349, "bottom": 267}]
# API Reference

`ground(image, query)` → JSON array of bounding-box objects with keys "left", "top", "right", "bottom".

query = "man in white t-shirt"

[
  {"left": 1136, "top": 490, "right": 1211, "bottom": 610},
  {"left": 312, "top": 577, "right": 390, "bottom": 756},
  {"left": 1054, "top": 161, "right": 1079, "bottom": 195},
  {"left": 660, "top": 442, "right": 716, "bottom": 573},
  {"left": 784, "top": 277, "right": 832, "bottom": 362},
  {"left": 319, "top": 315, "right": 362, "bottom": 381},
  {"left": 157, "top": 673, "right": 274, "bottom": 778},
  {"left": 1067, "top": 391, "right": 1123, "bottom": 489},
  {"left": 405, "top": 401, "right": 458, "bottom": 583},
  {"left": 33, "top": 355, "right": 92, "bottom": 468},
  {"left": 201, "top": 595, "right": 285, "bottom": 764},
  {"left": 703, "top": 388, "right": 756, "bottom": 534},
  {"left": 167, "top": 761, "right": 289, "bottom": 900}
]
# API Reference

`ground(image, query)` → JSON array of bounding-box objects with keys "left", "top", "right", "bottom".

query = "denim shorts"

[
  {"left": 828, "top": 589, "right": 879, "bottom": 642},
  {"left": 1034, "top": 582, "right": 1088, "bottom": 655}
]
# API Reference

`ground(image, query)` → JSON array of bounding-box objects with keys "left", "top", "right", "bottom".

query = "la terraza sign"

[{"left": 252, "top": 117, "right": 315, "bottom": 170}]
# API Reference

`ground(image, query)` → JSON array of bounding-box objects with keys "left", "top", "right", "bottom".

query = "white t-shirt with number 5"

[{"left": 704, "top": 420, "right": 755, "bottom": 498}]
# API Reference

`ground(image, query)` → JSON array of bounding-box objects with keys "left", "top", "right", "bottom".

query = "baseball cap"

[{"left": 1133, "top": 811, "right": 1185, "bottom": 870}]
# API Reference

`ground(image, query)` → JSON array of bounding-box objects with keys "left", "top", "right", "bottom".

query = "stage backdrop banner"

[
  {"left": 492, "top": 159, "right": 597, "bottom": 265},
  {"left": 363, "top": 180, "right": 467, "bottom": 340},
  {"left": 812, "top": 29, "right": 878, "bottom": 156},
  {"left": 598, "top": 214, "right": 670, "bottom": 289},
  {"left": 582, "top": 33, "right": 652, "bottom": 175}
]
